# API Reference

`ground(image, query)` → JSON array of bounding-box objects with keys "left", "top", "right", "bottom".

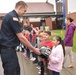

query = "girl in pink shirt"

[{"left": 48, "top": 36, "right": 65, "bottom": 75}]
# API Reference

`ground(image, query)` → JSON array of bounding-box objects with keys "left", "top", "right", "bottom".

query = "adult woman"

[{"left": 63, "top": 17, "right": 76, "bottom": 68}]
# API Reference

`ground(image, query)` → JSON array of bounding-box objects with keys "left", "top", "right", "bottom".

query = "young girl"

[
  {"left": 48, "top": 36, "right": 65, "bottom": 75},
  {"left": 22, "top": 30, "right": 31, "bottom": 58}
]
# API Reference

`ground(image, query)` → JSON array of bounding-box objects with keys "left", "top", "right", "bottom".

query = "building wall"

[
  {"left": 56, "top": 2, "right": 62, "bottom": 13},
  {"left": 30, "top": 22, "right": 41, "bottom": 27},
  {"left": 55, "top": 0, "right": 68, "bottom": 14},
  {"left": 45, "top": 18, "right": 53, "bottom": 30},
  {"left": 52, "top": 21, "right": 57, "bottom": 29},
  {"left": 65, "top": 0, "right": 68, "bottom": 14}
]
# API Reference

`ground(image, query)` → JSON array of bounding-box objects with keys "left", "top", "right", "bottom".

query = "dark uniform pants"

[{"left": 0, "top": 47, "right": 20, "bottom": 75}]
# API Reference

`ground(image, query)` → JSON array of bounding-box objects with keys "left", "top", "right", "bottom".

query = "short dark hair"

[
  {"left": 44, "top": 31, "right": 51, "bottom": 36},
  {"left": 67, "top": 17, "right": 74, "bottom": 22},
  {"left": 15, "top": 1, "right": 27, "bottom": 8}
]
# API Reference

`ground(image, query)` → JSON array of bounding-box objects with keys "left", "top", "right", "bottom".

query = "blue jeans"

[
  {"left": 52, "top": 71, "right": 60, "bottom": 75},
  {"left": 26, "top": 48, "right": 30, "bottom": 58}
]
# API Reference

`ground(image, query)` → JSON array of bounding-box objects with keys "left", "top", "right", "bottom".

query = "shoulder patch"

[{"left": 13, "top": 17, "right": 18, "bottom": 21}]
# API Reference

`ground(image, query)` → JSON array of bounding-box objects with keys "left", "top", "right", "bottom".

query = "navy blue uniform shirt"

[
  {"left": 0, "top": 30, "right": 1, "bottom": 45},
  {"left": 1, "top": 10, "right": 22, "bottom": 47}
]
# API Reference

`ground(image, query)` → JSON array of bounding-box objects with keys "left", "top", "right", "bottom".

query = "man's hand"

[
  {"left": 33, "top": 48, "right": 41, "bottom": 55},
  {"left": 16, "top": 33, "right": 41, "bottom": 55}
]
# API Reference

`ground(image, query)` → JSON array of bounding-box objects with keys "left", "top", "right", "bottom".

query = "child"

[
  {"left": 30, "top": 26, "right": 39, "bottom": 63},
  {"left": 23, "top": 30, "right": 31, "bottom": 58},
  {"left": 38, "top": 30, "right": 45, "bottom": 42},
  {"left": 36, "top": 30, "right": 45, "bottom": 74},
  {"left": 48, "top": 36, "right": 65, "bottom": 75},
  {"left": 40, "top": 31, "right": 53, "bottom": 49},
  {"left": 40, "top": 31, "right": 53, "bottom": 75}
]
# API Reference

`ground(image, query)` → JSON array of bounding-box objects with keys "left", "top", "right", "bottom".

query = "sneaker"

[
  {"left": 32, "top": 57, "right": 36, "bottom": 61},
  {"left": 36, "top": 66, "right": 41, "bottom": 69},
  {"left": 38, "top": 71, "right": 41, "bottom": 75},
  {"left": 33, "top": 60, "right": 38, "bottom": 64},
  {"left": 30, "top": 57, "right": 36, "bottom": 61},
  {"left": 38, "top": 70, "right": 41, "bottom": 74},
  {"left": 30, "top": 57, "right": 34, "bottom": 61}
]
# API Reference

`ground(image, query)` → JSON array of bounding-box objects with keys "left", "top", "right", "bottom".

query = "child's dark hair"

[
  {"left": 44, "top": 31, "right": 51, "bottom": 36},
  {"left": 55, "top": 36, "right": 65, "bottom": 57},
  {"left": 67, "top": 17, "right": 74, "bottom": 22}
]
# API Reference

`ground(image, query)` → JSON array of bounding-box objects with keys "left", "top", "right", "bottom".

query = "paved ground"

[{"left": 0, "top": 52, "right": 76, "bottom": 75}]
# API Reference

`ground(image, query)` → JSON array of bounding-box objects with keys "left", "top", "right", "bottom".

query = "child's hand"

[{"left": 48, "top": 55, "right": 51, "bottom": 60}]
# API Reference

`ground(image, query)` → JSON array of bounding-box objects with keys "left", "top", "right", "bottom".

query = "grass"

[{"left": 50, "top": 30, "right": 76, "bottom": 52}]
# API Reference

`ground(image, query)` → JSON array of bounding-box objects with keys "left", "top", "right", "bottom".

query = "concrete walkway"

[{"left": 0, "top": 52, "right": 76, "bottom": 75}]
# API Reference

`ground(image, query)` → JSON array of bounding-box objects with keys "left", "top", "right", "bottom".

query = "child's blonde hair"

[
  {"left": 24, "top": 30, "right": 30, "bottom": 35},
  {"left": 22, "top": 30, "right": 30, "bottom": 35},
  {"left": 38, "top": 30, "right": 44, "bottom": 37}
]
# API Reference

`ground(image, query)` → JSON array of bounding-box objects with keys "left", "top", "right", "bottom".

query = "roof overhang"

[
  {"left": 0, "top": 12, "right": 63, "bottom": 19},
  {"left": 23, "top": 12, "right": 63, "bottom": 18}
]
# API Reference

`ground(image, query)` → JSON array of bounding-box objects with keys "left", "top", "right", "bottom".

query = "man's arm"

[{"left": 16, "top": 32, "right": 41, "bottom": 55}]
